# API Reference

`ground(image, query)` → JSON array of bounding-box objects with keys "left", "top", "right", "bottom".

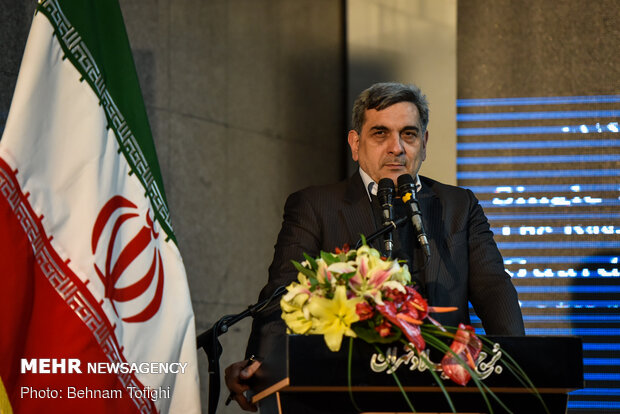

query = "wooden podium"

[{"left": 249, "top": 335, "right": 583, "bottom": 414}]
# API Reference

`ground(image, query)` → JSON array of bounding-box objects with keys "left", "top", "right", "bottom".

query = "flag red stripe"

[{"left": 0, "top": 157, "right": 157, "bottom": 413}]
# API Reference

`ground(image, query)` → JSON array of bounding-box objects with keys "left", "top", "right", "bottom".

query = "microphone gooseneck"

[
  {"left": 397, "top": 174, "right": 431, "bottom": 260},
  {"left": 377, "top": 178, "right": 395, "bottom": 258}
]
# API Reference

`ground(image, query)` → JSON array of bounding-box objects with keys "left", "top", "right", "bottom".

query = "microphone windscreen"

[
  {"left": 397, "top": 174, "right": 416, "bottom": 198},
  {"left": 377, "top": 178, "right": 395, "bottom": 197},
  {"left": 397, "top": 173, "right": 415, "bottom": 187}
]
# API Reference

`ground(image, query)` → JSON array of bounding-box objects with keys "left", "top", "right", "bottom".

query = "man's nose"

[{"left": 387, "top": 133, "right": 405, "bottom": 155}]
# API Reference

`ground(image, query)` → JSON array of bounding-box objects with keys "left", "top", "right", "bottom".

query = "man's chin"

[{"left": 381, "top": 169, "right": 413, "bottom": 183}]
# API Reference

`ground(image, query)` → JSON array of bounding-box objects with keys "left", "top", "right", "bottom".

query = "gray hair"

[{"left": 351, "top": 82, "right": 429, "bottom": 134}]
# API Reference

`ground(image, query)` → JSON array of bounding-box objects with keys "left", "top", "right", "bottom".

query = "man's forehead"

[
  {"left": 369, "top": 124, "right": 420, "bottom": 131},
  {"left": 362, "top": 102, "right": 421, "bottom": 129}
]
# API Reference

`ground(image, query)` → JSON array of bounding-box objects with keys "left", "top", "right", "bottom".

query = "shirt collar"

[{"left": 359, "top": 167, "right": 421, "bottom": 201}]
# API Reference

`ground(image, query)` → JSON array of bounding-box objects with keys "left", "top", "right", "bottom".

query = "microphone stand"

[
  {"left": 355, "top": 216, "right": 409, "bottom": 249},
  {"left": 196, "top": 285, "right": 287, "bottom": 414},
  {"left": 357, "top": 211, "right": 430, "bottom": 274}
]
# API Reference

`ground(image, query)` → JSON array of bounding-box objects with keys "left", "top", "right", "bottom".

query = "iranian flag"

[{"left": 0, "top": 0, "right": 201, "bottom": 413}]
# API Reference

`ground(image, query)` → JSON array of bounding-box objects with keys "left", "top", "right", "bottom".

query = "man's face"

[{"left": 348, "top": 101, "right": 428, "bottom": 184}]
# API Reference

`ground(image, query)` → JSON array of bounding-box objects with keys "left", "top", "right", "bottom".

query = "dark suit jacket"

[{"left": 247, "top": 172, "right": 524, "bottom": 358}]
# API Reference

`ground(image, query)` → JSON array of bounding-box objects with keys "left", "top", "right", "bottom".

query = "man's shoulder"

[
  {"left": 291, "top": 173, "right": 362, "bottom": 203},
  {"left": 296, "top": 178, "right": 348, "bottom": 196},
  {"left": 420, "top": 175, "right": 473, "bottom": 199}
]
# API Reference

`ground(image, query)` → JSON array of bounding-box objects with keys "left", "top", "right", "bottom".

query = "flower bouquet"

[{"left": 280, "top": 242, "right": 544, "bottom": 413}]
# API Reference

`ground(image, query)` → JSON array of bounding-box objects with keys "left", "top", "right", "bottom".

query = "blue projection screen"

[{"left": 458, "top": 95, "right": 620, "bottom": 412}]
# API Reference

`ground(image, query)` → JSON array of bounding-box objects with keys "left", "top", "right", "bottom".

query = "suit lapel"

[
  {"left": 417, "top": 180, "right": 441, "bottom": 302},
  {"left": 339, "top": 174, "right": 443, "bottom": 301},
  {"left": 341, "top": 172, "right": 378, "bottom": 249}
]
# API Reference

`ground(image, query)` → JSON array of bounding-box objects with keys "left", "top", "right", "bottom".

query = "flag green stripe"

[{"left": 36, "top": 0, "right": 176, "bottom": 244}]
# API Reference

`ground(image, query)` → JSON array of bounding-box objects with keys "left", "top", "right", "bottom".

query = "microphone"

[
  {"left": 397, "top": 174, "right": 431, "bottom": 259},
  {"left": 377, "top": 178, "right": 395, "bottom": 258}
]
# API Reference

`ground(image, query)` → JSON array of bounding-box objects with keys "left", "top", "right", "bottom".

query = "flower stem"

[{"left": 347, "top": 337, "right": 363, "bottom": 413}]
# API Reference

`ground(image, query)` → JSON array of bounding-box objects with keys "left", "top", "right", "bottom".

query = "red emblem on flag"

[{"left": 91, "top": 195, "right": 164, "bottom": 323}]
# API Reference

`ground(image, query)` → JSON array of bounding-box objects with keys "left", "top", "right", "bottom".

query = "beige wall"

[
  {"left": 119, "top": 2, "right": 346, "bottom": 412},
  {"left": 347, "top": 0, "right": 457, "bottom": 185}
]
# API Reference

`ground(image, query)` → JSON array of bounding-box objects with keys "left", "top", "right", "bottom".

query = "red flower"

[
  {"left": 334, "top": 244, "right": 350, "bottom": 254},
  {"left": 403, "top": 286, "right": 429, "bottom": 320},
  {"left": 355, "top": 302, "right": 374, "bottom": 321},
  {"left": 383, "top": 287, "right": 406, "bottom": 303},
  {"left": 375, "top": 320, "right": 392, "bottom": 337},
  {"left": 375, "top": 286, "right": 429, "bottom": 352},
  {"left": 441, "top": 324, "right": 482, "bottom": 386}
]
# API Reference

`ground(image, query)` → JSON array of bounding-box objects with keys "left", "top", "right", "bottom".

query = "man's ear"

[
  {"left": 348, "top": 130, "right": 360, "bottom": 161},
  {"left": 421, "top": 129, "right": 429, "bottom": 161}
]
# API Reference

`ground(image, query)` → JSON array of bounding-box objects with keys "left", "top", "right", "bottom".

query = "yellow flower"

[
  {"left": 281, "top": 291, "right": 313, "bottom": 334},
  {"left": 281, "top": 282, "right": 313, "bottom": 334},
  {"left": 389, "top": 262, "right": 411, "bottom": 284},
  {"left": 307, "top": 285, "right": 363, "bottom": 352}
]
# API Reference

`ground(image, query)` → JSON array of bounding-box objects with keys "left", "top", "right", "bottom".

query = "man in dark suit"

[{"left": 225, "top": 82, "right": 524, "bottom": 411}]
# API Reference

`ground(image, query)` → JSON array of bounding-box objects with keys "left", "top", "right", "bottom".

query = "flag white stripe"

[{"left": 1, "top": 5, "right": 200, "bottom": 412}]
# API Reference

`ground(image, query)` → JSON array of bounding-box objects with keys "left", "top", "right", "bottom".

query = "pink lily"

[{"left": 348, "top": 255, "right": 369, "bottom": 288}]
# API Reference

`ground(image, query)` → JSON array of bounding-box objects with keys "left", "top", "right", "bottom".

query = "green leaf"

[
  {"left": 322, "top": 280, "right": 335, "bottom": 297},
  {"left": 302, "top": 253, "right": 318, "bottom": 271},
  {"left": 347, "top": 249, "right": 357, "bottom": 261},
  {"left": 291, "top": 260, "right": 317, "bottom": 286},
  {"left": 476, "top": 336, "right": 550, "bottom": 414},
  {"left": 309, "top": 277, "right": 319, "bottom": 290},
  {"left": 320, "top": 250, "right": 339, "bottom": 265},
  {"left": 414, "top": 338, "right": 456, "bottom": 413},
  {"left": 422, "top": 333, "right": 508, "bottom": 414},
  {"left": 359, "top": 234, "right": 367, "bottom": 246},
  {"left": 339, "top": 271, "right": 356, "bottom": 283},
  {"left": 353, "top": 324, "right": 402, "bottom": 344}
]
